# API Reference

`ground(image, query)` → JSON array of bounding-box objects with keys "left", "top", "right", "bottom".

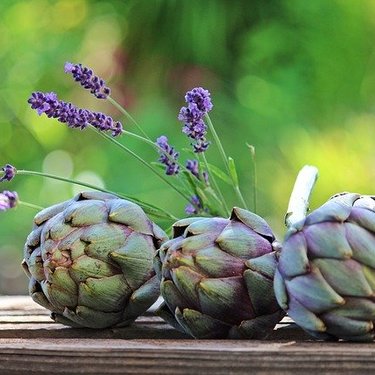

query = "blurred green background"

[{"left": 0, "top": 0, "right": 374, "bottom": 294}]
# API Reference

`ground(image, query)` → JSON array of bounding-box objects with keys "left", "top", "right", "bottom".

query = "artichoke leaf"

[
  {"left": 77, "top": 191, "right": 118, "bottom": 201},
  {"left": 216, "top": 221, "right": 272, "bottom": 259},
  {"left": 346, "top": 223, "right": 375, "bottom": 268},
  {"left": 108, "top": 199, "right": 153, "bottom": 235},
  {"left": 29, "top": 278, "right": 55, "bottom": 311},
  {"left": 314, "top": 258, "right": 373, "bottom": 297},
  {"left": 184, "top": 217, "right": 228, "bottom": 237},
  {"left": 160, "top": 279, "right": 189, "bottom": 314},
  {"left": 277, "top": 232, "right": 310, "bottom": 278},
  {"left": 40, "top": 276, "right": 77, "bottom": 312},
  {"left": 230, "top": 207, "right": 274, "bottom": 240},
  {"left": 285, "top": 265, "right": 345, "bottom": 313},
  {"left": 273, "top": 269, "right": 289, "bottom": 310},
  {"left": 70, "top": 255, "right": 117, "bottom": 282},
  {"left": 80, "top": 223, "right": 127, "bottom": 260},
  {"left": 198, "top": 277, "right": 254, "bottom": 323},
  {"left": 63, "top": 200, "right": 108, "bottom": 226},
  {"left": 78, "top": 274, "right": 130, "bottom": 312},
  {"left": 322, "top": 312, "right": 373, "bottom": 337},
  {"left": 155, "top": 303, "right": 186, "bottom": 333},
  {"left": 246, "top": 252, "right": 278, "bottom": 279},
  {"left": 243, "top": 269, "right": 277, "bottom": 315},
  {"left": 304, "top": 222, "right": 352, "bottom": 259},
  {"left": 51, "top": 313, "right": 83, "bottom": 327},
  {"left": 195, "top": 246, "right": 245, "bottom": 278},
  {"left": 25, "top": 248, "right": 44, "bottom": 281},
  {"left": 25, "top": 225, "right": 43, "bottom": 248},
  {"left": 62, "top": 305, "right": 122, "bottom": 329},
  {"left": 171, "top": 266, "right": 201, "bottom": 309},
  {"left": 348, "top": 207, "right": 375, "bottom": 233},
  {"left": 330, "top": 297, "right": 375, "bottom": 320},
  {"left": 111, "top": 233, "right": 155, "bottom": 289},
  {"left": 119, "top": 275, "right": 160, "bottom": 325},
  {"left": 175, "top": 307, "right": 231, "bottom": 339},
  {"left": 239, "top": 310, "right": 284, "bottom": 339},
  {"left": 305, "top": 193, "right": 360, "bottom": 225},
  {"left": 172, "top": 216, "right": 208, "bottom": 238},
  {"left": 287, "top": 295, "right": 326, "bottom": 332},
  {"left": 33, "top": 199, "right": 73, "bottom": 226}
]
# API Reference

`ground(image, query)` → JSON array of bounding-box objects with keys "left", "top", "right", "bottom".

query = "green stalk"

[
  {"left": 205, "top": 114, "right": 248, "bottom": 210},
  {"left": 200, "top": 153, "right": 230, "bottom": 216},
  {"left": 16, "top": 170, "right": 179, "bottom": 221},
  {"left": 205, "top": 114, "right": 230, "bottom": 171},
  {"left": 247, "top": 144, "right": 257, "bottom": 213},
  {"left": 108, "top": 96, "right": 151, "bottom": 140},
  {"left": 105, "top": 100, "right": 212, "bottom": 210},
  {"left": 99, "top": 128, "right": 204, "bottom": 202},
  {"left": 19, "top": 201, "right": 44, "bottom": 211},
  {"left": 97, "top": 131, "right": 191, "bottom": 203},
  {"left": 123, "top": 127, "right": 230, "bottom": 215}
]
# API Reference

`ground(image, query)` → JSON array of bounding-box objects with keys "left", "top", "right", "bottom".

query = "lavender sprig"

[
  {"left": 185, "top": 195, "right": 202, "bottom": 215},
  {"left": 28, "top": 91, "right": 123, "bottom": 136},
  {"left": 65, "top": 62, "right": 111, "bottom": 99},
  {"left": 0, "top": 164, "right": 16, "bottom": 182},
  {"left": 0, "top": 191, "right": 18, "bottom": 211},
  {"left": 186, "top": 159, "right": 209, "bottom": 184},
  {"left": 156, "top": 136, "right": 180, "bottom": 176},
  {"left": 178, "top": 87, "right": 213, "bottom": 153},
  {"left": 177, "top": 87, "right": 230, "bottom": 214}
]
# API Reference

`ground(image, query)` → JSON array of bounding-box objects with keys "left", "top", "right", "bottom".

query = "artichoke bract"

[
  {"left": 22, "top": 191, "right": 167, "bottom": 329},
  {"left": 275, "top": 193, "right": 375, "bottom": 341},
  {"left": 155, "top": 207, "right": 284, "bottom": 339}
]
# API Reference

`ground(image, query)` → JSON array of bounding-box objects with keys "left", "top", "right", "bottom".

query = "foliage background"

[{"left": 0, "top": 0, "right": 374, "bottom": 294}]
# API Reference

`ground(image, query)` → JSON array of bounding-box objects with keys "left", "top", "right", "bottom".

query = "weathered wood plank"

[
  {"left": 1, "top": 339, "right": 375, "bottom": 374},
  {"left": 1, "top": 296, "right": 375, "bottom": 374}
]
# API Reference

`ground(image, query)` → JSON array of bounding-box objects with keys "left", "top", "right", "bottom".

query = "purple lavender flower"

[
  {"left": 0, "top": 191, "right": 18, "bottom": 211},
  {"left": 185, "top": 87, "right": 213, "bottom": 113},
  {"left": 186, "top": 159, "right": 210, "bottom": 184},
  {"left": 185, "top": 195, "right": 202, "bottom": 215},
  {"left": 186, "top": 159, "right": 199, "bottom": 178},
  {"left": 0, "top": 164, "right": 16, "bottom": 182},
  {"left": 28, "top": 91, "right": 123, "bottom": 137},
  {"left": 156, "top": 136, "right": 180, "bottom": 176},
  {"left": 64, "top": 62, "right": 111, "bottom": 99},
  {"left": 193, "top": 139, "right": 210, "bottom": 153},
  {"left": 178, "top": 87, "right": 213, "bottom": 153}
]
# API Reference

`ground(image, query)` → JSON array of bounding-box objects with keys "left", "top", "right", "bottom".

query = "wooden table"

[{"left": 1, "top": 296, "right": 375, "bottom": 374}]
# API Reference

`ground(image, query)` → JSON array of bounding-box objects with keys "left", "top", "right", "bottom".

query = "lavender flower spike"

[
  {"left": 65, "top": 62, "right": 111, "bottom": 99},
  {"left": 185, "top": 87, "right": 213, "bottom": 114},
  {"left": 28, "top": 92, "right": 123, "bottom": 137},
  {"left": 186, "top": 159, "right": 200, "bottom": 178},
  {"left": 185, "top": 195, "right": 202, "bottom": 215},
  {"left": 0, "top": 191, "right": 18, "bottom": 211},
  {"left": 156, "top": 136, "right": 180, "bottom": 176},
  {"left": 0, "top": 164, "right": 16, "bottom": 182},
  {"left": 178, "top": 87, "right": 213, "bottom": 153}
]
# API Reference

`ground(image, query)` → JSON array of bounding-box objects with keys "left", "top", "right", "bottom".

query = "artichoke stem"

[{"left": 285, "top": 165, "right": 319, "bottom": 229}]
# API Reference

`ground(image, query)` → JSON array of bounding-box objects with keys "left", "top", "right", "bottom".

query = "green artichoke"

[
  {"left": 22, "top": 191, "right": 167, "bottom": 329},
  {"left": 274, "top": 193, "right": 375, "bottom": 341},
  {"left": 155, "top": 207, "right": 284, "bottom": 339}
]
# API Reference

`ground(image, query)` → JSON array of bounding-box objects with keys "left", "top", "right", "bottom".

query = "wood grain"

[{"left": 0, "top": 296, "right": 374, "bottom": 374}]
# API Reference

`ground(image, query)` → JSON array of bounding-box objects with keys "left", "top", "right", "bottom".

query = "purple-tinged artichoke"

[
  {"left": 155, "top": 207, "right": 285, "bottom": 339},
  {"left": 22, "top": 191, "right": 167, "bottom": 329},
  {"left": 275, "top": 193, "right": 375, "bottom": 341}
]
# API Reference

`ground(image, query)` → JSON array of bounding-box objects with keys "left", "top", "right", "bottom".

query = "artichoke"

[
  {"left": 274, "top": 193, "right": 375, "bottom": 341},
  {"left": 155, "top": 207, "right": 284, "bottom": 339},
  {"left": 22, "top": 191, "right": 167, "bottom": 329}
]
